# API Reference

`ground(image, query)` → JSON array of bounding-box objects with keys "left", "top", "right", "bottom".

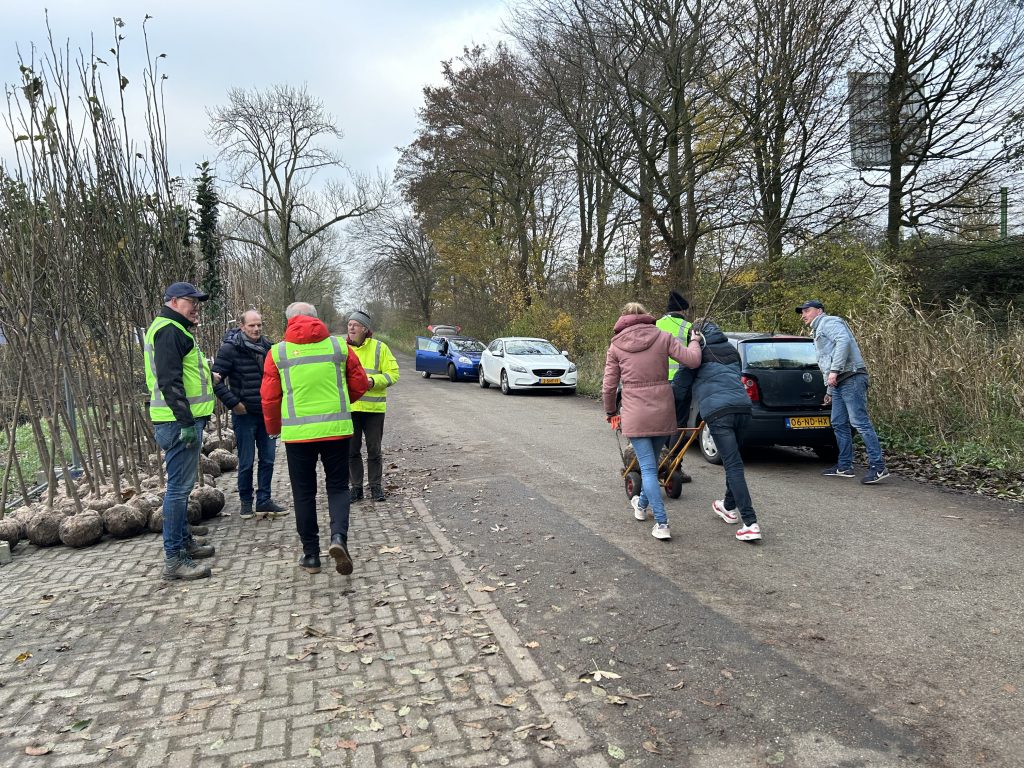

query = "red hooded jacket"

[{"left": 261, "top": 315, "right": 370, "bottom": 440}]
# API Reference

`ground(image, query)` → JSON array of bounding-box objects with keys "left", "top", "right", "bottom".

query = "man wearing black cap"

[
  {"left": 143, "top": 282, "right": 218, "bottom": 580},
  {"left": 656, "top": 291, "right": 695, "bottom": 478},
  {"left": 797, "top": 300, "right": 889, "bottom": 484}
]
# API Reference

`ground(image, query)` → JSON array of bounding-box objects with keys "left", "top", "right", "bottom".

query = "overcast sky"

[{"left": 2, "top": 1, "right": 510, "bottom": 180}]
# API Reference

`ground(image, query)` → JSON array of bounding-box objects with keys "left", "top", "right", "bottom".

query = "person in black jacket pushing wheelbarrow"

[{"left": 678, "top": 320, "right": 764, "bottom": 542}]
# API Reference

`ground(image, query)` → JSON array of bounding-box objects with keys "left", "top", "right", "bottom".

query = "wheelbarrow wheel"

[
  {"left": 666, "top": 469, "right": 684, "bottom": 499},
  {"left": 624, "top": 471, "right": 642, "bottom": 499}
]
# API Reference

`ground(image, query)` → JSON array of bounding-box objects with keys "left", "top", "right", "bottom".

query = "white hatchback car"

[{"left": 479, "top": 337, "right": 577, "bottom": 395}]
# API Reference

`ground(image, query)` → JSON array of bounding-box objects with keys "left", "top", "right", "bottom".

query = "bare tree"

[
  {"left": 855, "top": 0, "right": 1024, "bottom": 252},
  {"left": 349, "top": 209, "right": 439, "bottom": 322},
  {"left": 725, "top": 0, "right": 862, "bottom": 265},
  {"left": 398, "top": 45, "right": 563, "bottom": 310},
  {"left": 207, "top": 84, "right": 387, "bottom": 303},
  {"left": 512, "top": 0, "right": 742, "bottom": 297}
]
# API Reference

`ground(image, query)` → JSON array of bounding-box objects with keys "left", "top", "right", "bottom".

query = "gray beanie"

[{"left": 348, "top": 310, "right": 373, "bottom": 332}]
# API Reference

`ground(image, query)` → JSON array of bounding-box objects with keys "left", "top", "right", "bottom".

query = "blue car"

[{"left": 415, "top": 335, "right": 486, "bottom": 381}]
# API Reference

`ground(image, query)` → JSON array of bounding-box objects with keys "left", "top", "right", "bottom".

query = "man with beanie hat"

[
  {"left": 656, "top": 291, "right": 695, "bottom": 480},
  {"left": 345, "top": 310, "right": 400, "bottom": 502}
]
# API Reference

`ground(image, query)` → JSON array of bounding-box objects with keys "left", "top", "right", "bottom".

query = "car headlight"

[
  {"left": 458, "top": 356, "right": 471, "bottom": 364},
  {"left": 509, "top": 363, "right": 528, "bottom": 373},
  {"left": 568, "top": 363, "right": 577, "bottom": 373}
]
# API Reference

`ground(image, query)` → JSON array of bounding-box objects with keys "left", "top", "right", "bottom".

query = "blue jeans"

[
  {"left": 154, "top": 417, "right": 207, "bottom": 559},
  {"left": 232, "top": 412, "right": 276, "bottom": 504},
  {"left": 631, "top": 436, "right": 669, "bottom": 525},
  {"left": 831, "top": 373, "right": 884, "bottom": 470},
  {"left": 707, "top": 413, "right": 758, "bottom": 526}
]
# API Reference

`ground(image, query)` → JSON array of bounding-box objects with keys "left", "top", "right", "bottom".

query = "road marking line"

[{"left": 411, "top": 497, "right": 610, "bottom": 767}]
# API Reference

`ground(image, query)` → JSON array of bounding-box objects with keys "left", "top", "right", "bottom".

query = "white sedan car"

[{"left": 479, "top": 337, "right": 577, "bottom": 395}]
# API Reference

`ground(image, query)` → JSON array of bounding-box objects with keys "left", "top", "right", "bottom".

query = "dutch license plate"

[
  {"left": 787, "top": 416, "right": 830, "bottom": 429},
  {"left": 540, "top": 377, "right": 561, "bottom": 385}
]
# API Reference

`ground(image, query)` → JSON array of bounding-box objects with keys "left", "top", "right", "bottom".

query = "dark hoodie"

[
  {"left": 260, "top": 315, "right": 370, "bottom": 439},
  {"left": 684, "top": 321, "right": 752, "bottom": 423}
]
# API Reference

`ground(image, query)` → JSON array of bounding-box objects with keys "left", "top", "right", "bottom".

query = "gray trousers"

[{"left": 349, "top": 411, "right": 385, "bottom": 493}]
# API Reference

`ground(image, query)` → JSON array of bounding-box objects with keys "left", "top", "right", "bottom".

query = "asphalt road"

[{"left": 384, "top": 354, "right": 1022, "bottom": 768}]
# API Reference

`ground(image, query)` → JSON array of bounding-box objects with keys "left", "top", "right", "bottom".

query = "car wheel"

[
  {"left": 814, "top": 444, "right": 839, "bottom": 462},
  {"left": 479, "top": 367, "right": 489, "bottom": 388},
  {"left": 421, "top": 370, "right": 430, "bottom": 379},
  {"left": 666, "top": 470, "right": 684, "bottom": 499},
  {"left": 624, "top": 471, "right": 642, "bottom": 499},
  {"left": 699, "top": 422, "right": 723, "bottom": 465},
  {"left": 500, "top": 369, "right": 513, "bottom": 395},
  {"left": 563, "top": 387, "right": 576, "bottom": 396},
  {"left": 448, "top": 364, "right": 458, "bottom": 382}
]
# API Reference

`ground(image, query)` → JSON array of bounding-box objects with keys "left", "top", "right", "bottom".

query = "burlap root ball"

[
  {"left": 147, "top": 506, "right": 164, "bottom": 533},
  {"left": 199, "top": 454, "right": 222, "bottom": 478},
  {"left": 190, "top": 486, "right": 226, "bottom": 520},
  {"left": 0, "top": 518, "right": 23, "bottom": 545},
  {"left": 59, "top": 512, "right": 104, "bottom": 548},
  {"left": 202, "top": 431, "right": 236, "bottom": 454},
  {"left": 26, "top": 510, "right": 65, "bottom": 547},
  {"left": 209, "top": 448, "right": 238, "bottom": 472},
  {"left": 102, "top": 503, "right": 147, "bottom": 539},
  {"left": 85, "top": 496, "right": 116, "bottom": 513},
  {"left": 187, "top": 499, "right": 203, "bottom": 524}
]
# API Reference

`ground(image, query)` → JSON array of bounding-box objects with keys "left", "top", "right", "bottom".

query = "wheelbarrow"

[{"left": 615, "top": 421, "right": 704, "bottom": 500}]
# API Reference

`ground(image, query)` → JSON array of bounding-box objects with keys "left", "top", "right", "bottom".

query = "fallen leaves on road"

[{"left": 24, "top": 745, "right": 53, "bottom": 756}]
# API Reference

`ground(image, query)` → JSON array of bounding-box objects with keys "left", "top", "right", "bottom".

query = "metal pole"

[{"left": 1000, "top": 186, "right": 1008, "bottom": 239}]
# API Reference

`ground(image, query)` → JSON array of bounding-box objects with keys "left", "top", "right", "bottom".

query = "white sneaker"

[
  {"left": 712, "top": 499, "right": 739, "bottom": 524},
  {"left": 652, "top": 523, "right": 672, "bottom": 540},
  {"left": 630, "top": 495, "right": 648, "bottom": 521},
  {"left": 736, "top": 522, "right": 762, "bottom": 541}
]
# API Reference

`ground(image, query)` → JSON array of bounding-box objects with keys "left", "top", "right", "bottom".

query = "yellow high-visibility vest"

[
  {"left": 269, "top": 336, "right": 354, "bottom": 441},
  {"left": 350, "top": 338, "right": 399, "bottom": 413},
  {"left": 655, "top": 315, "right": 692, "bottom": 380},
  {"left": 143, "top": 317, "right": 215, "bottom": 423}
]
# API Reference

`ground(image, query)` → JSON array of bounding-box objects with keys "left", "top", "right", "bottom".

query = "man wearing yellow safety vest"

[
  {"left": 261, "top": 302, "right": 370, "bottom": 576},
  {"left": 144, "top": 282, "right": 218, "bottom": 581},
  {"left": 655, "top": 290, "right": 694, "bottom": 482},
  {"left": 345, "top": 310, "right": 400, "bottom": 502}
]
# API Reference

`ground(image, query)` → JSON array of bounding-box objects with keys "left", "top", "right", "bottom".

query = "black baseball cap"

[
  {"left": 164, "top": 282, "right": 210, "bottom": 302},
  {"left": 794, "top": 299, "right": 824, "bottom": 314}
]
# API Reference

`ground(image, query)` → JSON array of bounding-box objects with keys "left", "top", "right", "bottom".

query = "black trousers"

[
  {"left": 349, "top": 411, "right": 385, "bottom": 493},
  {"left": 285, "top": 440, "right": 350, "bottom": 555}
]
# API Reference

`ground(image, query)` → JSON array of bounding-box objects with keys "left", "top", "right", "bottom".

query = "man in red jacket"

[{"left": 261, "top": 302, "right": 370, "bottom": 575}]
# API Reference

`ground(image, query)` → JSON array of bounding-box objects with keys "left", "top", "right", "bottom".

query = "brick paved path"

[{"left": 0, "top": 461, "right": 610, "bottom": 767}]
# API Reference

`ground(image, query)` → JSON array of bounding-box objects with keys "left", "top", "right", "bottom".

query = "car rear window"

[
  {"left": 450, "top": 338, "right": 485, "bottom": 353},
  {"left": 742, "top": 341, "right": 819, "bottom": 370}
]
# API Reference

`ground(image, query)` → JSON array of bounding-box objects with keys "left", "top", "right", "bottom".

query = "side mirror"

[
  {"left": 561, "top": 350, "right": 569, "bottom": 356},
  {"left": 494, "top": 350, "right": 503, "bottom": 357}
]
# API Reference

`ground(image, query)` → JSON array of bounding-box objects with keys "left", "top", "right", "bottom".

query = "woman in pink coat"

[{"left": 603, "top": 302, "right": 702, "bottom": 540}]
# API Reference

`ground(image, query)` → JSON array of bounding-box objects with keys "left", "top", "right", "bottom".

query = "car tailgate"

[{"left": 739, "top": 339, "right": 826, "bottom": 409}]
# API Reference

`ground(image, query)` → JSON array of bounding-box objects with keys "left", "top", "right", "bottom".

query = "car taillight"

[{"left": 741, "top": 375, "right": 760, "bottom": 402}]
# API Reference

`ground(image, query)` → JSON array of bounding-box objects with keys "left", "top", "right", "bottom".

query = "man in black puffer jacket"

[
  {"left": 683, "top": 321, "right": 763, "bottom": 542},
  {"left": 212, "top": 310, "right": 287, "bottom": 518}
]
